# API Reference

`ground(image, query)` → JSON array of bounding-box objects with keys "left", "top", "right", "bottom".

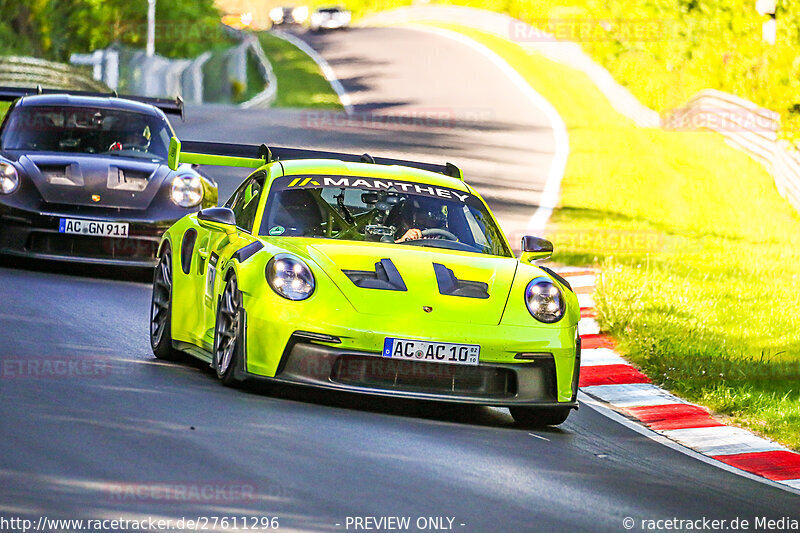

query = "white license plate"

[
  {"left": 382, "top": 338, "right": 480, "bottom": 366},
  {"left": 58, "top": 218, "right": 129, "bottom": 238}
]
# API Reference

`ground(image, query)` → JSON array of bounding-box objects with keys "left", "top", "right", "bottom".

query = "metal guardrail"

[
  {"left": 663, "top": 89, "right": 800, "bottom": 213},
  {"left": 0, "top": 56, "right": 108, "bottom": 92},
  {"left": 241, "top": 35, "right": 277, "bottom": 109},
  {"left": 114, "top": 47, "right": 211, "bottom": 104},
  {"left": 67, "top": 26, "right": 274, "bottom": 107},
  {"left": 70, "top": 50, "right": 119, "bottom": 90}
]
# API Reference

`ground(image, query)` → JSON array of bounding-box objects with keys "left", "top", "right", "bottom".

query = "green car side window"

[{"left": 229, "top": 176, "right": 264, "bottom": 233}]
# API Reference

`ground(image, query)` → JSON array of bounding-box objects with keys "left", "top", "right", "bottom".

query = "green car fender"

[{"left": 231, "top": 241, "right": 359, "bottom": 377}]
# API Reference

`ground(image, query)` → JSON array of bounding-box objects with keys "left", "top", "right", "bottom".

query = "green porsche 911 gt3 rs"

[{"left": 150, "top": 137, "right": 581, "bottom": 426}]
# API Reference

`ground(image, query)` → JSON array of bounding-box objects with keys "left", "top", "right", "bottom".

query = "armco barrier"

[
  {"left": 240, "top": 35, "right": 277, "bottom": 109},
  {"left": 68, "top": 28, "right": 275, "bottom": 107},
  {"left": 664, "top": 89, "right": 800, "bottom": 213}
]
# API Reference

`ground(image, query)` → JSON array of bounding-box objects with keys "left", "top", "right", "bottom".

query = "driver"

[
  {"left": 392, "top": 197, "right": 450, "bottom": 243},
  {"left": 109, "top": 124, "right": 150, "bottom": 152}
]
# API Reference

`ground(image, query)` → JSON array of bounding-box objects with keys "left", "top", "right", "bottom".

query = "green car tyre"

[
  {"left": 213, "top": 274, "right": 247, "bottom": 387},
  {"left": 150, "top": 245, "right": 183, "bottom": 362}
]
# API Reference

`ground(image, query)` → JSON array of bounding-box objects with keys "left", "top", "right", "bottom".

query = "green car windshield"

[{"left": 260, "top": 175, "right": 512, "bottom": 257}]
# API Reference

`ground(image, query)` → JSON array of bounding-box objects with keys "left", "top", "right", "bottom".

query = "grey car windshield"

[
  {"left": 0, "top": 105, "right": 172, "bottom": 161},
  {"left": 260, "top": 176, "right": 512, "bottom": 257}
]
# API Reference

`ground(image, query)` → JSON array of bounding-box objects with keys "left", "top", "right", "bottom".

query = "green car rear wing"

[
  {"left": 168, "top": 138, "right": 269, "bottom": 170},
  {"left": 167, "top": 137, "right": 464, "bottom": 180}
]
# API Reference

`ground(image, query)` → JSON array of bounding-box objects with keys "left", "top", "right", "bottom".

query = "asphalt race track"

[{"left": 1, "top": 27, "right": 798, "bottom": 532}]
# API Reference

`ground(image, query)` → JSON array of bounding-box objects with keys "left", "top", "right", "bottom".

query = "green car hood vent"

[
  {"left": 305, "top": 242, "right": 515, "bottom": 324},
  {"left": 433, "top": 263, "right": 490, "bottom": 299},
  {"left": 342, "top": 258, "right": 407, "bottom": 291}
]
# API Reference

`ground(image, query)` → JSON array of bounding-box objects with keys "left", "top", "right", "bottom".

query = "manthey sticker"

[{"left": 281, "top": 175, "right": 471, "bottom": 202}]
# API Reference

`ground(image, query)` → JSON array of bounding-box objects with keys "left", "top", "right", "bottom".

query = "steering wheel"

[{"left": 421, "top": 228, "right": 458, "bottom": 241}]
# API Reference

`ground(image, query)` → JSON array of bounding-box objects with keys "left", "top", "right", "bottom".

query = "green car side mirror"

[
  {"left": 520, "top": 235, "right": 553, "bottom": 263},
  {"left": 198, "top": 207, "right": 237, "bottom": 236}
]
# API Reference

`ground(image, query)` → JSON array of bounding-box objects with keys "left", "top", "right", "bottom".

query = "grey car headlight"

[
  {"left": 525, "top": 277, "right": 565, "bottom": 323},
  {"left": 266, "top": 255, "right": 315, "bottom": 301},
  {"left": 0, "top": 162, "right": 19, "bottom": 194},
  {"left": 170, "top": 175, "right": 203, "bottom": 208}
]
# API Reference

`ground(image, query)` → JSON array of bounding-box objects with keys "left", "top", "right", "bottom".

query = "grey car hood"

[{"left": 18, "top": 152, "right": 171, "bottom": 209}]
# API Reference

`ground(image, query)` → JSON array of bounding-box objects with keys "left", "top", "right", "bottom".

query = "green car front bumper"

[{"left": 241, "top": 303, "right": 580, "bottom": 407}]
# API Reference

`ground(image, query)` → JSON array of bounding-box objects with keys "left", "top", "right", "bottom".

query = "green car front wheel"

[
  {"left": 150, "top": 248, "right": 182, "bottom": 362},
  {"left": 213, "top": 275, "right": 246, "bottom": 387}
]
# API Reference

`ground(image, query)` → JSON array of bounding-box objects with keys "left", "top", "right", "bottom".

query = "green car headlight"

[
  {"left": 0, "top": 162, "right": 19, "bottom": 194},
  {"left": 524, "top": 277, "right": 565, "bottom": 323},
  {"left": 266, "top": 254, "right": 315, "bottom": 301}
]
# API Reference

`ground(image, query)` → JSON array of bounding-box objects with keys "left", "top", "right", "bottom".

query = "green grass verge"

[
  {"left": 200, "top": 50, "right": 231, "bottom": 103},
  {"left": 437, "top": 25, "right": 800, "bottom": 450},
  {"left": 236, "top": 48, "right": 269, "bottom": 104},
  {"left": 257, "top": 32, "right": 342, "bottom": 110}
]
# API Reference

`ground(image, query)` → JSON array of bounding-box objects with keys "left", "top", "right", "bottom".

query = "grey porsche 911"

[{"left": 0, "top": 87, "right": 217, "bottom": 267}]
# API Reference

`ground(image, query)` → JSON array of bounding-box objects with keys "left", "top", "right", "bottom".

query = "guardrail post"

[
  {"left": 227, "top": 41, "right": 248, "bottom": 90},
  {"left": 241, "top": 35, "right": 277, "bottom": 109},
  {"left": 102, "top": 49, "right": 119, "bottom": 90},
  {"left": 183, "top": 52, "right": 211, "bottom": 105}
]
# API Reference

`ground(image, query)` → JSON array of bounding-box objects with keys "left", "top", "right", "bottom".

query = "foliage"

[
  {"left": 0, "top": 0, "right": 229, "bottom": 61},
  {"left": 257, "top": 32, "right": 342, "bottom": 109}
]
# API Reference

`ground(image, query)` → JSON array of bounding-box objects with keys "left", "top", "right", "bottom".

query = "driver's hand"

[{"left": 396, "top": 229, "right": 422, "bottom": 243}]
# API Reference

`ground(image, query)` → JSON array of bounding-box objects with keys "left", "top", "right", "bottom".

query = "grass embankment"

[
  {"left": 201, "top": 45, "right": 266, "bottom": 104},
  {"left": 257, "top": 32, "right": 342, "bottom": 110},
  {"left": 239, "top": 48, "right": 270, "bottom": 103},
  {"left": 345, "top": 1, "right": 800, "bottom": 143},
  {"left": 438, "top": 25, "right": 800, "bottom": 450}
]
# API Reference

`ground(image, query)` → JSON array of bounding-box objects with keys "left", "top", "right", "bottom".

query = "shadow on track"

[
  {"left": 0, "top": 255, "right": 154, "bottom": 284},
  {"left": 176, "top": 354, "right": 570, "bottom": 435}
]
